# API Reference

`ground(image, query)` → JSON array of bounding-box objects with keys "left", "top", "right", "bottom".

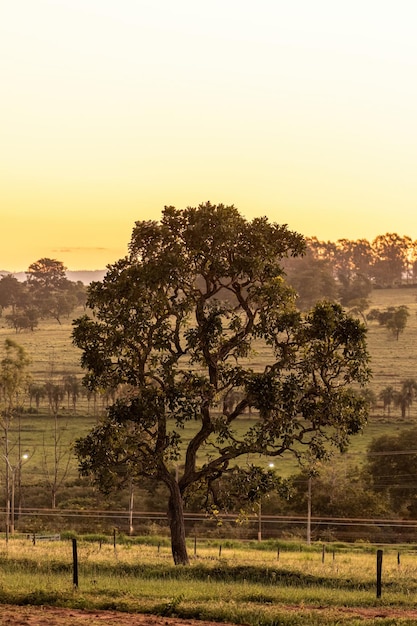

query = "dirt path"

[
  {"left": 0, "top": 606, "right": 233, "bottom": 626},
  {"left": 3, "top": 604, "right": 417, "bottom": 625}
]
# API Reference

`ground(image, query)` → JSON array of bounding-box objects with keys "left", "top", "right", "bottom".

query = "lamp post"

[{"left": 258, "top": 462, "right": 275, "bottom": 542}]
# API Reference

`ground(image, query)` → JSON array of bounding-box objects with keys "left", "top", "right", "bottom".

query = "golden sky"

[{"left": 2, "top": 0, "right": 417, "bottom": 270}]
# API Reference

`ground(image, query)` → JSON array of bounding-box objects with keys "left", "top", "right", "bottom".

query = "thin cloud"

[{"left": 52, "top": 247, "right": 113, "bottom": 254}]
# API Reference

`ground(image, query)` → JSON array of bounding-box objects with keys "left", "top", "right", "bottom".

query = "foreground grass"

[{"left": 1, "top": 537, "right": 417, "bottom": 625}]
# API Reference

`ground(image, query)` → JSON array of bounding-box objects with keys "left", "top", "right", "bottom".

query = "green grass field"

[
  {"left": 1, "top": 289, "right": 417, "bottom": 514},
  {"left": 2, "top": 287, "right": 417, "bottom": 411},
  {"left": 1, "top": 536, "right": 417, "bottom": 625},
  {"left": 2, "top": 293, "right": 417, "bottom": 623}
]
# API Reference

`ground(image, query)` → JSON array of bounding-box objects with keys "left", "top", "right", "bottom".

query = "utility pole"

[{"left": 307, "top": 476, "right": 312, "bottom": 545}]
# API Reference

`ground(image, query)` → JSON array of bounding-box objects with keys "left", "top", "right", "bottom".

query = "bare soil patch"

[{"left": 3, "top": 604, "right": 417, "bottom": 625}]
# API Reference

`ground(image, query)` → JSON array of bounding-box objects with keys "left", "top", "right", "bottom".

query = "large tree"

[{"left": 73, "top": 203, "right": 371, "bottom": 565}]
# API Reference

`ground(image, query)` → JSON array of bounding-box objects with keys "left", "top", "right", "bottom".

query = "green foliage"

[
  {"left": 338, "top": 274, "right": 372, "bottom": 307},
  {"left": 284, "top": 254, "right": 338, "bottom": 311},
  {"left": 306, "top": 233, "right": 415, "bottom": 287},
  {"left": 73, "top": 203, "right": 371, "bottom": 565},
  {"left": 26, "top": 258, "right": 68, "bottom": 290},
  {"left": 0, "top": 275, "right": 25, "bottom": 313},
  {"left": 366, "top": 427, "right": 417, "bottom": 517},
  {"left": 368, "top": 305, "right": 410, "bottom": 340},
  {"left": 288, "top": 461, "right": 389, "bottom": 521},
  {"left": 0, "top": 259, "right": 87, "bottom": 330},
  {"left": 0, "top": 338, "right": 31, "bottom": 416}
]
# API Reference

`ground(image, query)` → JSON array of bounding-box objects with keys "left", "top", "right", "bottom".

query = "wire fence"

[{"left": 4, "top": 508, "right": 417, "bottom": 544}]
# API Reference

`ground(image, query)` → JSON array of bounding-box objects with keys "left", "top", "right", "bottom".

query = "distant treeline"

[
  {"left": 283, "top": 233, "right": 417, "bottom": 311},
  {"left": 306, "top": 233, "right": 415, "bottom": 286},
  {"left": 1, "top": 234, "right": 415, "bottom": 330}
]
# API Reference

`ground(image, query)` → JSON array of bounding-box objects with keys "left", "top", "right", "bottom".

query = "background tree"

[
  {"left": 284, "top": 254, "right": 338, "bottom": 310},
  {"left": 368, "top": 306, "right": 409, "bottom": 340},
  {"left": 62, "top": 374, "right": 81, "bottom": 412},
  {"left": 0, "top": 340, "right": 31, "bottom": 535},
  {"left": 338, "top": 274, "right": 372, "bottom": 308},
  {"left": 0, "top": 275, "right": 25, "bottom": 314},
  {"left": 26, "top": 258, "right": 68, "bottom": 290},
  {"left": 366, "top": 428, "right": 417, "bottom": 517},
  {"left": 371, "top": 233, "right": 410, "bottom": 287},
  {"left": 287, "top": 462, "right": 388, "bottom": 522},
  {"left": 28, "top": 382, "right": 46, "bottom": 411},
  {"left": 379, "top": 386, "right": 395, "bottom": 415},
  {"left": 392, "top": 378, "right": 417, "bottom": 419},
  {"left": 73, "top": 203, "right": 371, "bottom": 565},
  {"left": 43, "top": 381, "right": 71, "bottom": 508},
  {"left": 25, "top": 258, "right": 84, "bottom": 325}
]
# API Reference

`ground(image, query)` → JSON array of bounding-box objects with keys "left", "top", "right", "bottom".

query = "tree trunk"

[{"left": 167, "top": 482, "right": 189, "bottom": 565}]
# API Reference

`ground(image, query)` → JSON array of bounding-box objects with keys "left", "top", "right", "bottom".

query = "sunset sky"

[{"left": 2, "top": 1, "right": 417, "bottom": 271}]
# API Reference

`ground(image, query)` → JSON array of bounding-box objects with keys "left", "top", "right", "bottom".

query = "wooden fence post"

[
  {"left": 72, "top": 538, "right": 79, "bottom": 588},
  {"left": 376, "top": 549, "right": 383, "bottom": 598}
]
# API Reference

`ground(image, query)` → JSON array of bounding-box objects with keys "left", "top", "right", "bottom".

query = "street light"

[{"left": 258, "top": 462, "right": 275, "bottom": 542}]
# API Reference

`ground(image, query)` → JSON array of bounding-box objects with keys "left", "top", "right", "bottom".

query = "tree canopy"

[
  {"left": 73, "top": 203, "right": 371, "bottom": 565},
  {"left": 0, "top": 259, "right": 86, "bottom": 330},
  {"left": 368, "top": 305, "right": 409, "bottom": 340}
]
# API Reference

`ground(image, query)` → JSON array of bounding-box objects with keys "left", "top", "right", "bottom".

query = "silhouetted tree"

[{"left": 73, "top": 203, "right": 371, "bottom": 565}]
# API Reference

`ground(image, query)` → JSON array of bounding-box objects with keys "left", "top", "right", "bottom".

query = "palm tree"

[
  {"left": 400, "top": 378, "right": 417, "bottom": 418},
  {"left": 393, "top": 386, "right": 414, "bottom": 419},
  {"left": 379, "top": 386, "right": 396, "bottom": 415}
]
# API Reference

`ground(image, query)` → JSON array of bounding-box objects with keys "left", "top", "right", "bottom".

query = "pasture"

[
  {"left": 2, "top": 286, "right": 417, "bottom": 408},
  {"left": 2, "top": 290, "right": 417, "bottom": 623},
  {"left": 1, "top": 288, "right": 417, "bottom": 485},
  {"left": 1, "top": 536, "right": 417, "bottom": 625},
  {"left": 1, "top": 289, "right": 417, "bottom": 521}
]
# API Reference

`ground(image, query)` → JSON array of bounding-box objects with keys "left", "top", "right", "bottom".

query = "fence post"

[
  {"left": 322, "top": 544, "right": 325, "bottom": 563},
  {"left": 376, "top": 549, "right": 383, "bottom": 598},
  {"left": 194, "top": 535, "right": 197, "bottom": 556},
  {"left": 72, "top": 538, "right": 79, "bottom": 588}
]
